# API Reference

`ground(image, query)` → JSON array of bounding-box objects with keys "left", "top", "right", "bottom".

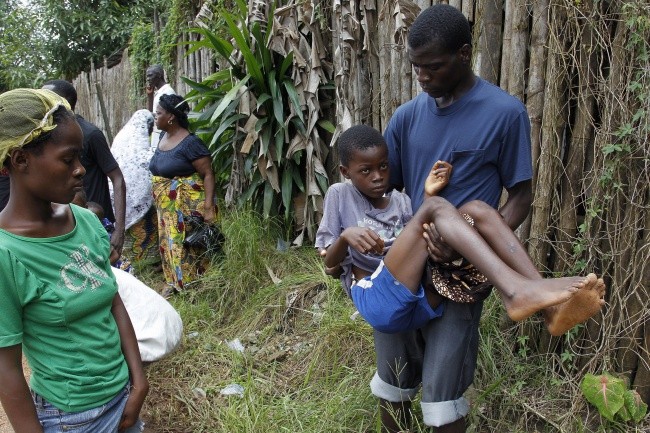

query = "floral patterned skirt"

[
  {"left": 123, "top": 206, "right": 159, "bottom": 262},
  {"left": 152, "top": 173, "right": 209, "bottom": 291}
]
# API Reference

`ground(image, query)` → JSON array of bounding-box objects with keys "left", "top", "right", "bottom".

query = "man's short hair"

[
  {"left": 147, "top": 64, "right": 165, "bottom": 78},
  {"left": 42, "top": 79, "right": 78, "bottom": 111},
  {"left": 408, "top": 4, "right": 471, "bottom": 53},
  {"left": 338, "top": 125, "right": 387, "bottom": 166}
]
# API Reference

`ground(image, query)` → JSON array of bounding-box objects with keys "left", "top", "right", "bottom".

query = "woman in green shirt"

[{"left": 0, "top": 88, "right": 148, "bottom": 433}]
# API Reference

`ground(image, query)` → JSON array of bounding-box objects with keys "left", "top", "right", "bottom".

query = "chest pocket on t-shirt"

[{"left": 450, "top": 149, "right": 486, "bottom": 187}]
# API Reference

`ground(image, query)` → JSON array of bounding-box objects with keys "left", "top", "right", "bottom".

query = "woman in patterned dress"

[{"left": 149, "top": 94, "right": 216, "bottom": 297}]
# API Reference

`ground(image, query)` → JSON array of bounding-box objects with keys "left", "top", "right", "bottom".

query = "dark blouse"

[{"left": 149, "top": 133, "right": 211, "bottom": 179}]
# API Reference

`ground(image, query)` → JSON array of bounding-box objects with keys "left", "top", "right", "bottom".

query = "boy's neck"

[{"left": 368, "top": 194, "right": 389, "bottom": 209}]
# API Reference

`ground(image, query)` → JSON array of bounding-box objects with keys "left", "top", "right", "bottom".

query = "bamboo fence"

[{"left": 73, "top": 0, "right": 649, "bottom": 418}]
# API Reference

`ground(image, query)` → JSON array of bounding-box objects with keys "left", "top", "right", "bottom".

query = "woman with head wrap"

[
  {"left": 109, "top": 109, "right": 159, "bottom": 261},
  {"left": 149, "top": 93, "right": 217, "bottom": 297},
  {"left": 0, "top": 88, "right": 148, "bottom": 432}
]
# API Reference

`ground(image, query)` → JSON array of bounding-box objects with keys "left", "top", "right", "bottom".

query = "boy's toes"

[
  {"left": 596, "top": 278, "right": 606, "bottom": 297},
  {"left": 580, "top": 273, "right": 598, "bottom": 290}
]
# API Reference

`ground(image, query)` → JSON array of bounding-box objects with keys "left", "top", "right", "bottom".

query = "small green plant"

[{"left": 581, "top": 373, "right": 648, "bottom": 424}]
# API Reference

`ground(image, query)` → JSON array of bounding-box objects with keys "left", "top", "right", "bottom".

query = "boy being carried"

[{"left": 316, "top": 125, "right": 605, "bottom": 335}]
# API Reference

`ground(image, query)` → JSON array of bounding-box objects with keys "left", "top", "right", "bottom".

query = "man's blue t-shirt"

[{"left": 385, "top": 77, "right": 533, "bottom": 211}]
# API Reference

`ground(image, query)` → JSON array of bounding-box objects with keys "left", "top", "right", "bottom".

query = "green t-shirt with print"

[{"left": 0, "top": 204, "right": 128, "bottom": 412}]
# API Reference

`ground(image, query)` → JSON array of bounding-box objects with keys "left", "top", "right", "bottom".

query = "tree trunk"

[
  {"left": 499, "top": 0, "right": 511, "bottom": 89},
  {"left": 520, "top": 0, "right": 548, "bottom": 241},
  {"left": 528, "top": 4, "right": 568, "bottom": 271},
  {"left": 473, "top": 0, "right": 502, "bottom": 85},
  {"left": 506, "top": 0, "right": 527, "bottom": 100},
  {"left": 554, "top": 1, "right": 597, "bottom": 273}
]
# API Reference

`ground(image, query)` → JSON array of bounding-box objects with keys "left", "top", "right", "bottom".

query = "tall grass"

[{"left": 139, "top": 208, "right": 649, "bottom": 433}]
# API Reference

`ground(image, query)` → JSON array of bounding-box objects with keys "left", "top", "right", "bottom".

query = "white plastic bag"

[{"left": 111, "top": 268, "right": 183, "bottom": 362}]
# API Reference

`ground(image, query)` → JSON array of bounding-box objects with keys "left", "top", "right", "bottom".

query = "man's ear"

[
  {"left": 339, "top": 164, "right": 350, "bottom": 179},
  {"left": 459, "top": 44, "right": 472, "bottom": 65}
]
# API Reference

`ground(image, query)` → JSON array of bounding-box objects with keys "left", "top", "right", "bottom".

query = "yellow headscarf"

[{"left": 0, "top": 88, "right": 72, "bottom": 165}]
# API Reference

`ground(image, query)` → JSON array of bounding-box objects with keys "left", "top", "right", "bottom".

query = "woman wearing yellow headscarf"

[{"left": 0, "top": 88, "right": 148, "bottom": 433}]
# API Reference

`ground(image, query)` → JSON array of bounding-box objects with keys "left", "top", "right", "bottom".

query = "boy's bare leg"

[
  {"left": 383, "top": 209, "right": 432, "bottom": 293},
  {"left": 414, "top": 198, "right": 593, "bottom": 321},
  {"left": 458, "top": 200, "right": 606, "bottom": 330},
  {"left": 457, "top": 200, "right": 540, "bottom": 280}
]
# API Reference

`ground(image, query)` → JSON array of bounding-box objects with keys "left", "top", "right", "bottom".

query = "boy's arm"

[
  {"left": 321, "top": 227, "right": 385, "bottom": 269},
  {"left": 424, "top": 161, "right": 452, "bottom": 198},
  {"left": 317, "top": 184, "right": 383, "bottom": 272},
  {"left": 0, "top": 345, "right": 44, "bottom": 433},
  {"left": 321, "top": 235, "right": 351, "bottom": 269},
  {"left": 111, "top": 294, "right": 149, "bottom": 431}
]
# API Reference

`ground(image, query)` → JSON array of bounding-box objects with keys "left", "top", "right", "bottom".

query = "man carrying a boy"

[{"left": 367, "top": 3, "right": 595, "bottom": 431}]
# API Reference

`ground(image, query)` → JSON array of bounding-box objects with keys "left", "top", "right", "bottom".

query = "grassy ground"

[{"left": 135, "top": 209, "right": 649, "bottom": 433}]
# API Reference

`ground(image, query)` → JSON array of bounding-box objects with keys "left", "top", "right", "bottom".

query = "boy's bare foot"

[
  {"left": 544, "top": 274, "right": 606, "bottom": 336},
  {"left": 500, "top": 275, "right": 594, "bottom": 322}
]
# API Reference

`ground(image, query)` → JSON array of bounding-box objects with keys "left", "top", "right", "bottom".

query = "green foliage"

[
  {"left": 184, "top": 0, "right": 330, "bottom": 222},
  {"left": 157, "top": 0, "right": 197, "bottom": 82},
  {"left": 38, "top": 0, "right": 156, "bottom": 78},
  {"left": 128, "top": 22, "right": 157, "bottom": 104},
  {"left": 135, "top": 207, "right": 650, "bottom": 432},
  {"left": 0, "top": 1, "right": 53, "bottom": 90},
  {"left": 581, "top": 373, "right": 648, "bottom": 424}
]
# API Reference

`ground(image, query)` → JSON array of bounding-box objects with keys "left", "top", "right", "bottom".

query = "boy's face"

[{"left": 340, "top": 145, "right": 390, "bottom": 200}]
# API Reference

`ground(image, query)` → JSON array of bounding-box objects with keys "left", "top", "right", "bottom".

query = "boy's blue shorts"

[{"left": 351, "top": 261, "right": 444, "bottom": 333}]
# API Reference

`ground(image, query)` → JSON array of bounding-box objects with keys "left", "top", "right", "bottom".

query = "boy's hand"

[
  {"left": 424, "top": 160, "right": 452, "bottom": 198},
  {"left": 320, "top": 249, "right": 343, "bottom": 278},
  {"left": 341, "top": 227, "right": 385, "bottom": 255}
]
